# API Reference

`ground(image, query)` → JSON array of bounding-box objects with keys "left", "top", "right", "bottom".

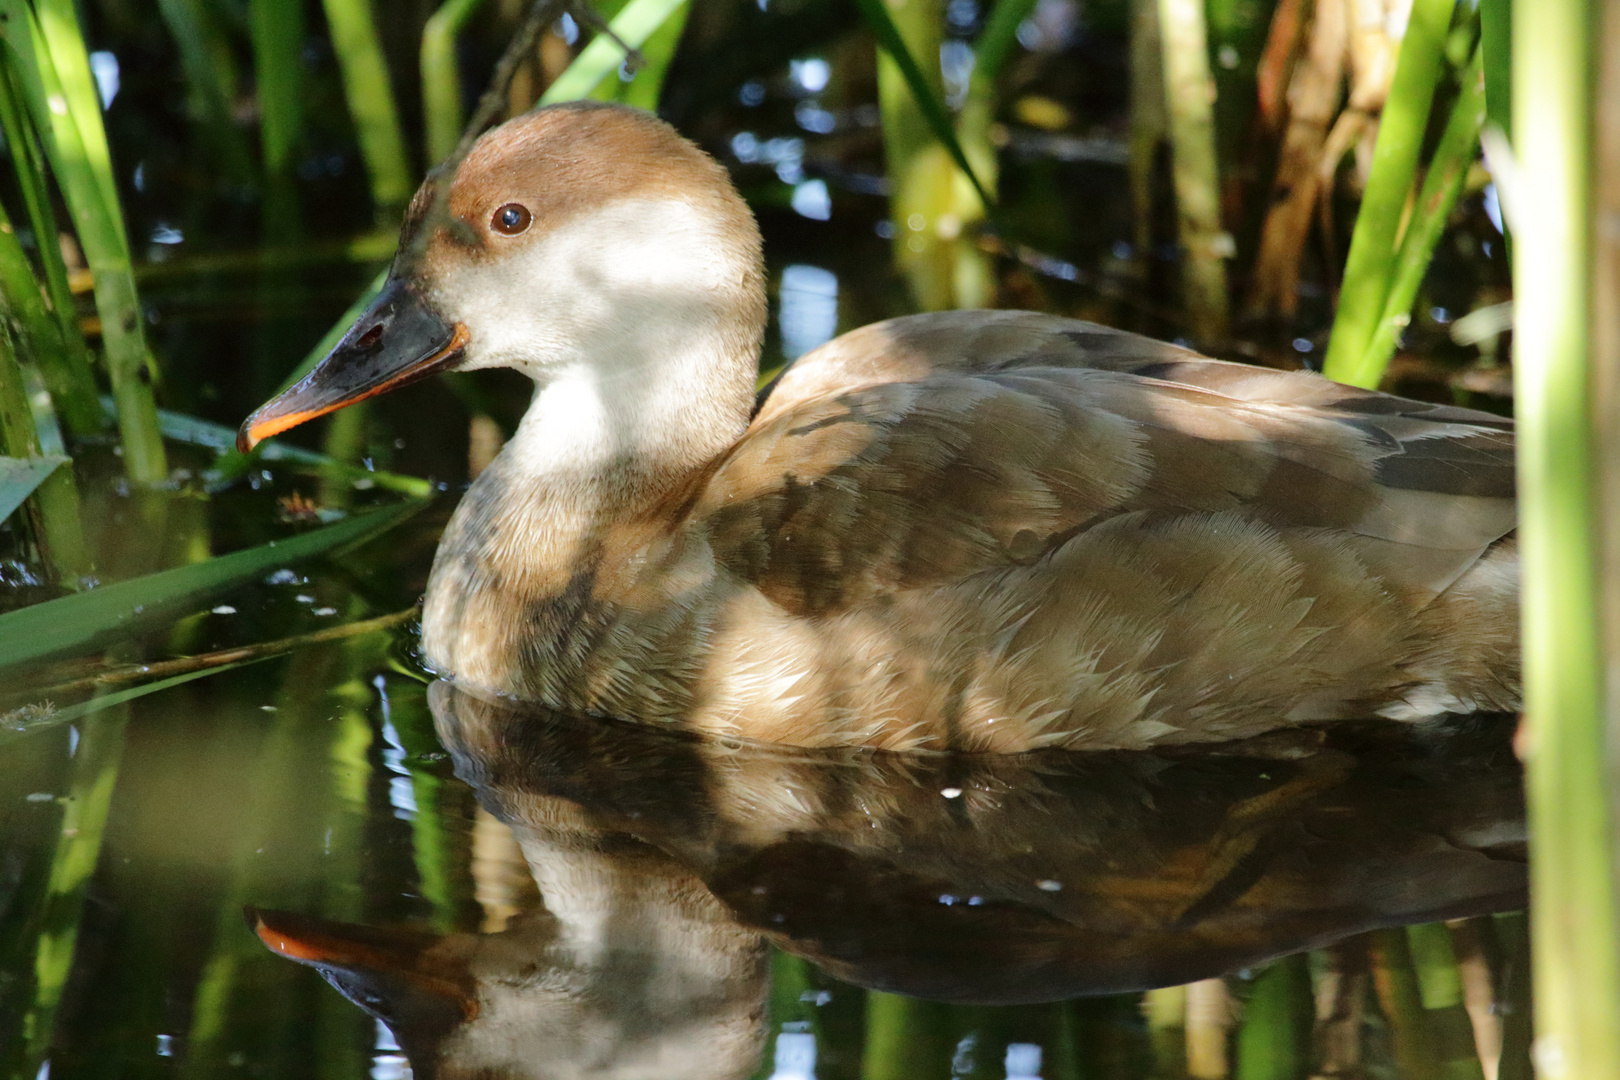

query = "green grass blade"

[
  {"left": 0, "top": 0, "right": 167, "bottom": 481},
  {"left": 540, "top": 0, "right": 689, "bottom": 106},
  {"left": 1322, "top": 0, "right": 1456, "bottom": 387},
  {"left": 320, "top": 0, "right": 414, "bottom": 216},
  {"left": 851, "top": 0, "right": 994, "bottom": 210},
  {"left": 0, "top": 498, "right": 427, "bottom": 670},
  {"left": 0, "top": 452, "right": 66, "bottom": 520},
  {"left": 1353, "top": 49, "right": 1486, "bottom": 382},
  {"left": 422, "top": 0, "right": 489, "bottom": 163}
]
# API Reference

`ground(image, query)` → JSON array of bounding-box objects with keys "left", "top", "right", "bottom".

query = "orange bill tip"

[{"left": 237, "top": 322, "right": 470, "bottom": 454}]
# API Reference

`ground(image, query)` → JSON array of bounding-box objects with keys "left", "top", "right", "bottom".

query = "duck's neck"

[{"left": 422, "top": 318, "right": 759, "bottom": 688}]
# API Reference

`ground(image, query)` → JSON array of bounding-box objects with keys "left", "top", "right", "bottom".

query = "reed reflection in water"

[{"left": 253, "top": 681, "right": 1526, "bottom": 1079}]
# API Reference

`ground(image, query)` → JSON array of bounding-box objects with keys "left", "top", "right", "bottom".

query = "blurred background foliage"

[{"left": 0, "top": 0, "right": 1610, "bottom": 1076}]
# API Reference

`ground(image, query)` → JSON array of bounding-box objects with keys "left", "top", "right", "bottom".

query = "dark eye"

[{"left": 491, "top": 203, "right": 531, "bottom": 235}]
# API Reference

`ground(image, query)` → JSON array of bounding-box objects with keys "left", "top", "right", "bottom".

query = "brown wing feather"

[
  {"left": 677, "top": 312, "right": 1517, "bottom": 749},
  {"left": 732, "top": 311, "right": 1514, "bottom": 605}
]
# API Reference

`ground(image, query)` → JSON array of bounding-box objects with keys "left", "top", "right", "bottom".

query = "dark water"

[{"left": 0, "top": 0, "right": 1524, "bottom": 1076}]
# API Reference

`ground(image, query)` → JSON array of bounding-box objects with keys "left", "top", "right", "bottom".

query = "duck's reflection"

[{"left": 253, "top": 682, "right": 1526, "bottom": 1078}]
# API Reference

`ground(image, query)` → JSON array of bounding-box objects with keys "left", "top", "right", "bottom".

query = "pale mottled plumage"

[
  {"left": 243, "top": 102, "right": 1518, "bottom": 751},
  {"left": 426, "top": 306, "right": 1517, "bottom": 751}
]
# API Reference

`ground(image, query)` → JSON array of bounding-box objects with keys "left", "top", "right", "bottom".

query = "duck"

[{"left": 237, "top": 101, "right": 1520, "bottom": 753}]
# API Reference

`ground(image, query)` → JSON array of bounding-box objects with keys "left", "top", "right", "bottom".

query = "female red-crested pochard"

[{"left": 238, "top": 101, "right": 1519, "bottom": 752}]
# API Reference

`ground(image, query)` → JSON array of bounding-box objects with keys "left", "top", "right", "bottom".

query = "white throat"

[{"left": 443, "top": 196, "right": 762, "bottom": 489}]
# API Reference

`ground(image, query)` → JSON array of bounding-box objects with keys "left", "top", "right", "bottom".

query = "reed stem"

[
  {"left": 1514, "top": 0, "right": 1620, "bottom": 1074},
  {"left": 1322, "top": 0, "right": 1453, "bottom": 387},
  {"left": 861, "top": 991, "right": 954, "bottom": 1080},
  {"left": 1155, "top": 0, "right": 1230, "bottom": 343}
]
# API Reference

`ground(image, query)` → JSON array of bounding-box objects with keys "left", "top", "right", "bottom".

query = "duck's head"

[{"left": 238, "top": 102, "right": 766, "bottom": 453}]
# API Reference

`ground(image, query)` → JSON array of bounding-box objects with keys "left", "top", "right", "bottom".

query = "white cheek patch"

[{"left": 440, "top": 198, "right": 738, "bottom": 378}]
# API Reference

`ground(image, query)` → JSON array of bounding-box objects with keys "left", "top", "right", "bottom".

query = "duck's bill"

[
  {"left": 247, "top": 906, "right": 479, "bottom": 1022},
  {"left": 237, "top": 277, "right": 468, "bottom": 452}
]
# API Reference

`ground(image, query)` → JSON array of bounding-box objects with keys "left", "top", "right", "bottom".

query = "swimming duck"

[{"left": 238, "top": 101, "right": 1519, "bottom": 752}]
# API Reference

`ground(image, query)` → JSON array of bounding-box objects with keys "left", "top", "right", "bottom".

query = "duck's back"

[{"left": 447, "top": 312, "right": 1519, "bottom": 751}]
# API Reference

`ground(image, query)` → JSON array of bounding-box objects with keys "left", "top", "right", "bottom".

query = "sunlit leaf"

[
  {"left": 852, "top": 0, "right": 995, "bottom": 210},
  {"left": 0, "top": 453, "right": 66, "bottom": 521},
  {"left": 0, "top": 498, "right": 427, "bottom": 671},
  {"left": 540, "top": 0, "right": 690, "bottom": 105}
]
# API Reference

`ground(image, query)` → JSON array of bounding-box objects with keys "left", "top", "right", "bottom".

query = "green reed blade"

[
  {"left": 1322, "top": 0, "right": 1455, "bottom": 387},
  {"left": 0, "top": 497, "right": 426, "bottom": 670},
  {"left": 1353, "top": 49, "right": 1485, "bottom": 382},
  {"left": 852, "top": 0, "right": 994, "bottom": 211},
  {"left": 422, "top": 0, "right": 489, "bottom": 164},
  {"left": 0, "top": 0, "right": 167, "bottom": 482},
  {"left": 320, "top": 0, "right": 414, "bottom": 217},
  {"left": 154, "top": 0, "right": 255, "bottom": 186},
  {"left": 540, "top": 0, "right": 688, "bottom": 106},
  {"left": 1513, "top": 0, "right": 1620, "bottom": 1073},
  {"left": 873, "top": 0, "right": 995, "bottom": 311}
]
